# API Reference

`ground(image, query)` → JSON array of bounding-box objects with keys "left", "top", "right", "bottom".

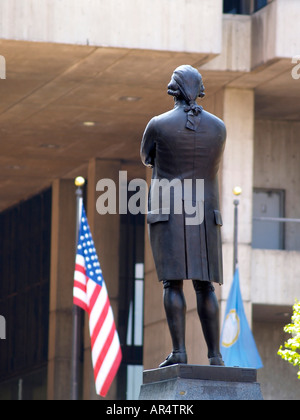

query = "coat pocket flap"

[
  {"left": 147, "top": 210, "right": 170, "bottom": 224},
  {"left": 214, "top": 210, "right": 223, "bottom": 226}
]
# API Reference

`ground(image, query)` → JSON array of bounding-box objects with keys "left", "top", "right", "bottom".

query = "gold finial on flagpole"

[
  {"left": 233, "top": 186, "right": 242, "bottom": 196},
  {"left": 75, "top": 176, "right": 85, "bottom": 187}
]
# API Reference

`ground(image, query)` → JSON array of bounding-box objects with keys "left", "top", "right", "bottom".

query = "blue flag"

[{"left": 220, "top": 268, "right": 263, "bottom": 369}]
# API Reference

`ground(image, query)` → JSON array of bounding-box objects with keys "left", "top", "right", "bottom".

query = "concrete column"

[
  {"left": 220, "top": 87, "right": 255, "bottom": 325},
  {"left": 48, "top": 179, "right": 77, "bottom": 400},
  {"left": 82, "top": 158, "right": 121, "bottom": 400}
]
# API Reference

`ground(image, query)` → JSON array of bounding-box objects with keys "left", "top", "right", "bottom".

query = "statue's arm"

[{"left": 140, "top": 118, "right": 157, "bottom": 168}]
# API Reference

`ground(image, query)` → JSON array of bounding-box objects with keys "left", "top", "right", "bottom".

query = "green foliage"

[{"left": 278, "top": 300, "right": 300, "bottom": 379}]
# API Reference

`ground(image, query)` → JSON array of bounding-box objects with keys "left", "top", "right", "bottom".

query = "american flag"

[{"left": 73, "top": 205, "right": 122, "bottom": 398}]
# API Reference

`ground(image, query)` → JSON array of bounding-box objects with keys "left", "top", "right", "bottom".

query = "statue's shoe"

[
  {"left": 159, "top": 351, "right": 187, "bottom": 368},
  {"left": 209, "top": 356, "right": 225, "bottom": 366}
]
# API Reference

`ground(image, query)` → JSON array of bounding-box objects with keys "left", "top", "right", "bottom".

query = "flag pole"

[
  {"left": 70, "top": 176, "right": 85, "bottom": 400},
  {"left": 233, "top": 186, "right": 242, "bottom": 275}
]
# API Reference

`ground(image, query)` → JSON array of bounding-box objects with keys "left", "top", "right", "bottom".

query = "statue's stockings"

[{"left": 160, "top": 280, "right": 224, "bottom": 367}]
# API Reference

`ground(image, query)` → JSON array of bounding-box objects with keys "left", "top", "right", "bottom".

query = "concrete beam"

[
  {"left": 0, "top": 0, "right": 223, "bottom": 54},
  {"left": 252, "top": 0, "right": 300, "bottom": 68}
]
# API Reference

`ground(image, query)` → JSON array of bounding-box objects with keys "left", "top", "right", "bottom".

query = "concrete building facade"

[{"left": 0, "top": 0, "right": 299, "bottom": 400}]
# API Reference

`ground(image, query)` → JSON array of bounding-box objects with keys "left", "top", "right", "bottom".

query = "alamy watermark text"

[
  {"left": 292, "top": 56, "right": 300, "bottom": 80},
  {"left": 0, "top": 316, "right": 6, "bottom": 340},
  {"left": 0, "top": 55, "right": 6, "bottom": 80},
  {"left": 96, "top": 171, "right": 205, "bottom": 226}
]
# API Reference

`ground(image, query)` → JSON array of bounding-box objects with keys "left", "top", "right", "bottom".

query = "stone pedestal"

[{"left": 139, "top": 364, "right": 263, "bottom": 400}]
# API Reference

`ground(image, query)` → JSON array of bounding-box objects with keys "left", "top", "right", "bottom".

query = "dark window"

[
  {"left": 252, "top": 188, "right": 285, "bottom": 250},
  {"left": 117, "top": 192, "right": 145, "bottom": 400},
  {"left": 0, "top": 189, "right": 52, "bottom": 400},
  {"left": 223, "top": 0, "right": 268, "bottom": 15},
  {"left": 254, "top": 0, "right": 268, "bottom": 12},
  {"left": 223, "top": 0, "right": 243, "bottom": 14}
]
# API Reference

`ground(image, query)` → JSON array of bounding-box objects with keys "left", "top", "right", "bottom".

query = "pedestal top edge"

[{"left": 143, "top": 364, "right": 257, "bottom": 384}]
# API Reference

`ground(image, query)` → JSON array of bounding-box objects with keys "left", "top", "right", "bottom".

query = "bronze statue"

[{"left": 141, "top": 65, "right": 226, "bottom": 367}]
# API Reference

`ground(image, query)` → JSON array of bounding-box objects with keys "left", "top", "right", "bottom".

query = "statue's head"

[{"left": 167, "top": 65, "right": 205, "bottom": 104}]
